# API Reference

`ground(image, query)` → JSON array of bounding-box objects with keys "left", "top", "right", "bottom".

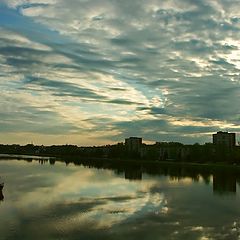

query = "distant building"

[
  {"left": 213, "top": 131, "right": 236, "bottom": 148},
  {"left": 125, "top": 137, "right": 142, "bottom": 152}
]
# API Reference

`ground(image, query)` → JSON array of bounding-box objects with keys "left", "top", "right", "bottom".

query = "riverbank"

[
  {"left": 0, "top": 153, "right": 55, "bottom": 160},
  {"left": 60, "top": 156, "right": 240, "bottom": 174},
  {"left": 1, "top": 153, "right": 240, "bottom": 173}
]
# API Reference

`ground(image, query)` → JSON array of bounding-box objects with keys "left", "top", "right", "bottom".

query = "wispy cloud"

[{"left": 0, "top": 0, "right": 240, "bottom": 144}]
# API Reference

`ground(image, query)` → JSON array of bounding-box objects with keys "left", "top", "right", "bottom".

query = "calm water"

[{"left": 1, "top": 158, "right": 240, "bottom": 240}]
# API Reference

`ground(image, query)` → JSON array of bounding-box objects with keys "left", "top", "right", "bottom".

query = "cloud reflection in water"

[{"left": 1, "top": 159, "right": 240, "bottom": 240}]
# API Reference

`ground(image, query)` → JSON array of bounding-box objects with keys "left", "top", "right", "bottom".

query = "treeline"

[
  {"left": 0, "top": 143, "right": 127, "bottom": 159},
  {"left": 0, "top": 142, "right": 240, "bottom": 163}
]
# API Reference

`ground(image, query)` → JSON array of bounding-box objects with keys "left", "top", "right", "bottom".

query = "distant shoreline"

[
  {"left": 0, "top": 153, "right": 55, "bottom": 160},
  {"left": 1, "top": 153, "right": 240, "bottom": 173}
]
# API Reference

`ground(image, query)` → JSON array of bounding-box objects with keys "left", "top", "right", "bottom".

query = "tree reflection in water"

[
  {"left": 0, "top": 190, "right": 4, "bottom": 201},
  {"left": 64, "top": 158, "right": 240, "bottom": 196}
]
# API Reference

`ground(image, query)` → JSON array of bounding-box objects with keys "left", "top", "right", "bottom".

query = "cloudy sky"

[{"left": 0, "top": 0, "right": 240, "bottom": 145}]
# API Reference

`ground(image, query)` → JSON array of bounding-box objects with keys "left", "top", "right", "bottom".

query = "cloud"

[{"left": 0, "top": 0, "right": 240, "bottom": 144}]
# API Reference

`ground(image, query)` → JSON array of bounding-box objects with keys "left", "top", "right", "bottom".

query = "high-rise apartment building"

[
  {"left": 213, "top": 131, "right": 236, "bottom": 148},
  {"left": 125, "top": 137, "right": 142, "bottom": 152}
]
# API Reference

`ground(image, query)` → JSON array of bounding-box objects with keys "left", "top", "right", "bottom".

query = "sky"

[{"left": 0, "top": 0, "right": 240, "bottom": 146}]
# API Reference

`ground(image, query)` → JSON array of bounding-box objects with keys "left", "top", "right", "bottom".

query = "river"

[{"left": 0, "top": 157, "right": 240, "bottom": 240}]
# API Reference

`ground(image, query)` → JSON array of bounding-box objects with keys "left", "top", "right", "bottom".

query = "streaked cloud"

[{"left": 0, "top": 0, "right": 240, "bottom": 144}]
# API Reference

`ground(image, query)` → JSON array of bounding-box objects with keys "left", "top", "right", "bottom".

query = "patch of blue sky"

[{"left": 0, "top": 5, "right": 71, "bottom": 46}]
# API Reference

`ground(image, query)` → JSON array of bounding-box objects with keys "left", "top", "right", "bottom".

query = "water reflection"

[
  {"left": 49, "top": 158, "right": 56, "bottom": 165},
  {"left": 38, "top": 159, "right": 48, "bottom": 165},
  {"left": 24, "top": 157, "right": 240, "bottom": 197},
  {"left": 1, "top": 158, "right": 240, "bottom": 240},
  {"left": 0, "top": 178, "right": 4, "bottom": 201},
  {"left": 213, "top": 172, "right": 236, "bottom": 195},
  {"left": 124, "top": 168, "right": 142, "bottom": 181},
  {"left": 18, "top": 157, "right": 240, "bottom": 195},
  {"left": 124, "top": 167, "right": 238, "bottom": 195},
  {"left": 0, "top": 190, "right": 4, "bottom": 201}
]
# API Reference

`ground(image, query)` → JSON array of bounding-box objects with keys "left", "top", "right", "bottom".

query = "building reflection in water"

[
  {"left": 124, "top": 169, "right": 142, "bottom": 181},
  {"left": 213, "top": 172, "right": 236, "bottom": 195},
  {"left": 32, "top": 158, "right": 240, "bottom": 196},
  {"left": 123, "top": 167, "right": 237, "bottom": 195}
]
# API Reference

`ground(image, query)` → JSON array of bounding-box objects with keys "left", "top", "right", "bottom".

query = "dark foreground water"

[{"left": 1, "top": 158, "right": 240, "bottom": 240}]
